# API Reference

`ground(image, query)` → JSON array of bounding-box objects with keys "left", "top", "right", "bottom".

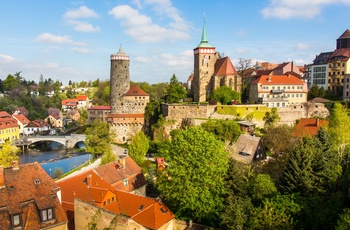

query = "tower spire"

[{"left": 197, "top": 15, "right": 213, "bottom": 48}]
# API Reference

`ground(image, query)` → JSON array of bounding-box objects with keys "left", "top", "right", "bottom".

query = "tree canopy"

[
  {"left": 128, "top": 130, "right": 149, "bottom": 165},
  {"left": 209, "top": 86, "right": 241, "bottom": 105},
  {"left": 85, "top": 120, "right": 114, "bottom": 158},
  {"left": 164, "top": 74, "right": 187, "bottom": 103},
  {"left": 157, "top": 126, "right": 228, "bottom": 225},
  {"left": 0, "top": 141, "right": 20, "bottom": 167}
]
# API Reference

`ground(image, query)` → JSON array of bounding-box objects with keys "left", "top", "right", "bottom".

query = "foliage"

[
  {"left": 263, "top": 107, "right": 280, "bottom": 126},
  {"left": 129, "top": 130, "right": 150, "bottom": 165},
  {"left": 164, "top": 74, "right": 187, "bottom": 103},
  {"left": 100, "top": 150, "right": 116, "bottom": 166},
  {"left": 144, "top": 101, "right": 162, "bottom": 137},
  {"left": 248, "top": 174, "right": 277, "bottom": 202},
  {"left": 216, "top": 105, "right": 271, "bottom": 120},
  {"left": 148, "top": 140, "right": 172, "bottom": 160},
  {"left": 261, "top": 124, "right": 293, "bottom": 155},
  {"left": 157, "top": 126, "right": 228, "bottom": 225},
  {"left": 201, "top": 119, "right": 243, "bottom": 143},
  {"left": 0, "top": 141, "right": 20, "bottom": 167},
  {"left": 85, "top": 120, "right": 114, "bottom": 157},
  {"left": 209, "top": 86, "right": 241, "bottom": 105},
  {"left": 336, "top": 208, "right": 350, "bottom": 230},
  {"left": 329, "top": 102, "right": 350, "bottom": 154},
  {"left": 53, "top": 167, "right": 63, "bottom": 179},
  {"left": 308, "top": 84, "right": 325, "bottom": 100}
]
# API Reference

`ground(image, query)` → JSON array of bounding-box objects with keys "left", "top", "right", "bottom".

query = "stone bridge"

[{"left": 25, "top": 134, "right": 86, "bottom": 149}]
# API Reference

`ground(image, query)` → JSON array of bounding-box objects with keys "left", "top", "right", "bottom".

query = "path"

[{"left": 56, "top": 144, "right": 126, "bottom": 181}]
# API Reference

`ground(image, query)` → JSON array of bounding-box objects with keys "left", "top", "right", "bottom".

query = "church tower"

[
  {"left": 110, "top": 45, "right": 130, "bottom": 114},
  {"left": 192, "top": 18, "right": 217, "bottom": 102}
]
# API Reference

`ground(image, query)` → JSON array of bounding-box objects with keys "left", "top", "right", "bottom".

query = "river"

[{"left": 20, "top": 142, "right": 91, "bottom": 178}]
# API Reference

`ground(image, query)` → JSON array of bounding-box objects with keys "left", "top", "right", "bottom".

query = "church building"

[
  {"left": 191, "top": 19, "right": 242, "bottom": 102},
  {"left": 107, "top": 45, "right": 149, "bottom": 143}
]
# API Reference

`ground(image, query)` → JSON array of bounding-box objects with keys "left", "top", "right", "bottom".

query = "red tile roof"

[
  {"left": 62, "top": 99, "right": 78, "bottom": 106},
  {"left": 330, "top": 48, "right": 350, "bottom": 60},
  {"left": 292, "top": 118, "right": 329, "bottom": 137},
  {"left": 251, "top": 75, "right": 305, "bottom": 85},
  {"left": 213, "top": 57, "right": 238, "bottom": 76},
  {"left": 0, "top": 162, "right": 67, "bottom": 229},
  {"left": 338, "top": 29, "right": 350, "bottom": 39},
  {"left": 76, "top": 95, "right": 88, "bottom": 100},
  {"left": 124, "top": 85, "right": 149, "bottom": 96},
  {"left": 88, "top": 106, "right": 111, "bottom": 110},
  {"left": 13, "top": 113, "right": 30, "bottom": 126},
  {"left": 0, "top": 111, "right": 19, "bottom": 129},
  {"left": 107, "top": 113, "right": 144, "bottom": 119}
]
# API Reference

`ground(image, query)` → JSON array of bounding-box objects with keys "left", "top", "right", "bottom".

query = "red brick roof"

[
  {"left": 124, "top": 85, "right": 149, "bottom": 96},
  {"left": 88, "top": 106, "right": 111, "bottom": 110},
  {"left": 292, "top": 118, "right": 329, "bottom": 137},
  {"left": 213, "top": 57, "right": 238, "bottom": 76},
  {"left": 251, "top": 75, "right": 305, "bottom": 85},
  {"left": 0, "top": 162, "right": 67, "bottom": 229}
]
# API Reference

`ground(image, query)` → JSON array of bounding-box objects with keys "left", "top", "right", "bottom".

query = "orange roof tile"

[
  {"left": 251, "top": 75, "right": 305, "bottom": 85},
  {"left": 0, "top": 111, "right": 19, "bottom": 129},
  {"left": 213, "top": 57, "right": 238, "bottom": 76},
  {"left": 330, "top": 48, "right": 350, "bottom": 60},
  {"left": 107, "top": 113, "right": 144, "bottom": 119},
  {"left": 88, "top": 106, "right": 111, "bottom": 111},
  {"left": 62, "top": 99, "right": 78, "bottom": 105},
  {"left": 124, "top": 85, "right": 149, "bottom": 96},
  {"left": 77, "top": 95, "right": 88, "bottom": 100},
  {"left": 292, "top": 118, "right": 329, "bottom": 137}
]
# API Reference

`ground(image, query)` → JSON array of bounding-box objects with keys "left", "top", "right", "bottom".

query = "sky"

[{"left": 1, "top": 0, "right": 350, "bottom": 86}]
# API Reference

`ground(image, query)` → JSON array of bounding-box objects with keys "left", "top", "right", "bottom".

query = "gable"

[{"left": 213, "top": 57, "right": 238, "bottom": 76}]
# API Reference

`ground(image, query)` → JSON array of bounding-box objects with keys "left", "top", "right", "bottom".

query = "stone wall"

[
  {"left": 161, "top": 103, "right": 216, "bottom": 121},
  {"left": 110, "top": 123, "right": 143, "bottom": 143}
]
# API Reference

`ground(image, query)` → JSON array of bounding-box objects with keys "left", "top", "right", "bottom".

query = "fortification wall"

[
  {"left": 110, "top": 123, "right": 143, "bottom": 144},
  {"left": 161, "top": 103, "right": 216, "bottom": 120}
]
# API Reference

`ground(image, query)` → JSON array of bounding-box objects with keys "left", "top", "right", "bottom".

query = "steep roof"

[
  {"left": 213, "top": 57, "right": 238, "bottom": 76},
  {"left": 196, "top": 18, "right": 214, "bottom": 48},
  {"left": 13, "top": 113, "right": 30, "bottom": 126},
  {"left": 232, "top": 134, "right": 262, "bottom": 164},
  {"left": 338, "top": 29, "right": 350, "bottom": 39},
  {"left": 124, "top": 85, "right": 149, "bottom": 96},
  {"left": 251, "top": 75, "right": 305, "bottom": 85},
  {"left": 0, "top": 162, "right": 67, "bottom": 228},
  {"left": 47, "top": 107, "right": 61, "bottom": 116},
  {"left": 292, "top": 118, "right": 329, "bottom": 137},
  {"left": 313, "top": 52, "right": 333, "bottom": 65},
  {"left": 0, "top": 111, "right": 19, "bottom": 129},
  {"left": 330, "top": 48, "right": 350, "bottom": 60}
]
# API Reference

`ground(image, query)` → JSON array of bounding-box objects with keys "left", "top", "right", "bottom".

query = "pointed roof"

[
  {"left": 117, "top": 44, "right": 127, "bottom": 56},
  {"left": 213, "top": 57, "right": 238, "bottom": 76},
  {"left": 124, "top": 85, "right": 149, "bottom": 96},
  {"left": 196, "top": 17, "right": 214, "bottom": 48},
  {"left": 338, "top": 29, "right": 350, "bottom": 39}
]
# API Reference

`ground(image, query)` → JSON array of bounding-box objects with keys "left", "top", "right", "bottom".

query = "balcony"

[
  {"left": 258, "top": 97, "right": 289, "bottom": 103},
  {"left": 270, "top": 89, "right": 284, "bottom": 94},
  {"left": 331, "top": 66, "right": 341, "bottom": 71}
]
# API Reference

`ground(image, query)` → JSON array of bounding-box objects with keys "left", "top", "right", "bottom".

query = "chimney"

[
  {"left": 87, "top": 174, "right": 92, "bottom": 188},
  {"left": 316, "top": 119, "right": 320, "bottom": 127},
  {"left": 12, "top": 161, "right": 19, "bottom": 170},
  {"left": 0, "top": 167, "right": 4, "bottom": 188},
  {"left": 118, "top": 155, "right": 126, "bottom": 168}
]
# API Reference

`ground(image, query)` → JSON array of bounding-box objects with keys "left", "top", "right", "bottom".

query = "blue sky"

[{"left": 1, "top": 0, "right": 350, "bottom": 85}]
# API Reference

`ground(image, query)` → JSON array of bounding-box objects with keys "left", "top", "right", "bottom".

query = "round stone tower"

[{"left": 110, "top": 45, "right": 130, "bottom": 114}]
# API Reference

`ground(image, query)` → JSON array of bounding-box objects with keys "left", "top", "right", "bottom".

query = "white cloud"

[
  {"left": 134, "top": 56, "right": 150, "bottom": 63},
  {"left": 0, "top": 54, "right": 16, "bottom": 63},
  {"left": 71, "top": 47, "right": 92, "bottom": 53},
  {"left": 63, "top": 6, "right": 99, "bottom": 19},
  {"left": 67, "top": 20, "right": 100, "bottom": 32},
  {"left": 159, "top": 49, "right": 192, "bottom": 67},
  {"left": 261, "top": 0, "right": 350, "bottom": 19},
  {"left": 295, "top": 43, "right": 309, "bottom": 50},
  {"left": 108, "top": 4, "right": 190, "bottom": 43},
  {"left": 36, "top": 33, "right": 86, "bottom": 46},
  {"left": 131, "top": 0, "right": 143, "bottom": 9}
]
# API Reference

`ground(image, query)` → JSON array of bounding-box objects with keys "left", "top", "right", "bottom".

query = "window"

[
  {"left": 41, "top": 208, "right": 54, "bottom": 221},
  {"left": 123, "top": 179, "right": 128, "bottom": 187},
  {"left": 12, "top": 214, "right": 21, "bottom": 228}
]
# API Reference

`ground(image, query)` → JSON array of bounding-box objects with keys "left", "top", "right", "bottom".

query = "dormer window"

[
  {"left": 11, "top": 214, "right": 21, "bottom": 228},
  {"left": 41, "top": 208, "right": 54, "bottom": 222}
]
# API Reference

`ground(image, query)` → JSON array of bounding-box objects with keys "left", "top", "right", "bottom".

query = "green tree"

[
  {"left": 201, "top": 119, "right": 242, "bottom": 143},
  {"left": 85, "top": 120, "right": 114, "bottom": 158},
  {"left": 308, "top": 84, "right": 326, "bottom": 100},
  {"left": 3, "top": 74, "right": 20, "bottom": 92},
  {"left": 157, "top": 126, "right": 228, "bottom": 225},
  {"left": 336, "top": 208, "right": 350, "bottom": 230},
  {"left": 129, "top": 130, "right": 149, "bottom": 165},
  {"left": 249, "top": 174, "right": 277, "bottom": 202},
  {"left": 209, "top": 86, "right": 241, "bottom": 105},
  {"left": 0, "top": 141, "right": 20, "bottom": 167},
  {"left": 164, "top": 74, "right": 187, "bottom": 103},
  {"left": 263, "top": 108, "right": 280, "bottom": 126},
  {"left": 100, "top": 150, "right": 116, "bottom": 165},
  {"left": 262, "top": 124, "right": 293, "bottom": 155}
]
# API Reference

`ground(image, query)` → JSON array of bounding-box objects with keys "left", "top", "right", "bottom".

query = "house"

[
  {"left": 48, "top": 108, "right": 63, "bottom": 119},
  {"left": 56, "top": 155, "right": 153, "bottom": 229},
  {"left": 0, "top": 161, "right": 68, "bottom": 229},
  {"left": 61, "top": 99, "right": 78, "bottom": 111},
  {"left": 87, "top": 105, "right": 110, "bottom": 123},
  {"left": 76, "top": 95, "right": 89, "bottom": 109},
  {"left": 45, "top": 114, "right": 63, "bottom": 129},
  {"left": 0, "top": 111, "right": 20, "bottom": 144},
  {"left": 23, "top": 119, "right": 50, "bottom": 136},
  {"left": 12, "top": 113, "right": 30, "bottom": 136},
  {"left": 13, "top": 106, "right": 29, "bottom": 117},
  {"left": 249, "top": 74, "right": 308, "bottom": 107},
  {"left": 231, "top": 134, "right": 266, "bottom": 164},
  {"left": 237, "top": 120, "right": 256, "bottom": 134},
  {"left": 66, "top": 109, "right": 80, "bottom": 121},
  {"left": 292, "top": 118, "right": 329, "bottom": 137}
]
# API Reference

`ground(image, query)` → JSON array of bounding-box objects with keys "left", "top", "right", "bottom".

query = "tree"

[
  {"left": 157, "top": 126, "right": 228, "bottom": 225},
  {"left": 0, "top": 141, "right": 20, "bottom": 167},
  {"left": 261, "top": 124, "right": 293, "bottom": 155},
  {"left": 129, "top": 130, "right": 149, "bottom": 165},
  {"left": 248, "top": 174, "right": 277, "bottom": 202},
  {"left": 201, "top": 119, "right": 242, "bottom": 143},
  {"left": 164, "top": 74, "right": 187, "bottom": 103},
  {"left": 336, "top": 208, "right": 350, "bottom": 230},
  {"left": 85, "top": 120, "right": 114, "bottom": 158},
  {"left": 209, "top": 86, "right": 241, "bottom": 105},
  {"left": 263, "top": 108, "right": 280, "bottom": 126},
  {"left": 100, "top": 150, "right": 116, "bottom": 165},
  {"left": 308, "top": 84, "right": 325, "bottom": 100},
  {"left": 2, "top": 74, "right": 19, "bottom": 92}
]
